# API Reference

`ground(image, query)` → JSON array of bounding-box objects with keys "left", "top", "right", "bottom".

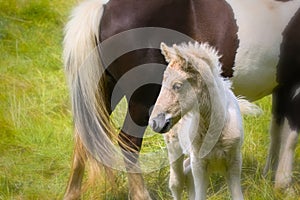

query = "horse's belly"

[
  {"left": 231, "top": 63, "right": 277, "bottom": 101},
  {"left": 227, "top": 0, "right": 300, "bottom": 101}
]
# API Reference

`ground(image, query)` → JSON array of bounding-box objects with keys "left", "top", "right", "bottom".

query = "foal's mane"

[{"left": 174, "top": 42, "right": 232, "bottom": 91}]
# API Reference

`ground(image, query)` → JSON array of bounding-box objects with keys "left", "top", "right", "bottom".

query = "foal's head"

[{"left": 149, "top": 42, "right": 221, "bottom": 133}]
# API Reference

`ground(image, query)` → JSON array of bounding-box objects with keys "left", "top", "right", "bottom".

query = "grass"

[{"left": 0, "top": 0, "right": 299, "bottom": 199}]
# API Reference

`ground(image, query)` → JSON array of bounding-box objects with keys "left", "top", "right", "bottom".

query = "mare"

[{"left": 63, "top": 0, "right": 300, "bottom": 199}]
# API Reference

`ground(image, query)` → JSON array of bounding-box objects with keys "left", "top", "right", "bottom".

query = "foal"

[{"left": 149, "top": 42, "right": 261, "bottom": 200}]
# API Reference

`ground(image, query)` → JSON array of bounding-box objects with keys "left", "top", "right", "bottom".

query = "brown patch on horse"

[
  {"left": 100, "top": 0, "right": 238, "bottom": 77},
  {"left": 275, "top": 7, "right": 300, "bottom": 130},
  {"left": 186, "top": 0, "right": 239, "bottom": 77}
]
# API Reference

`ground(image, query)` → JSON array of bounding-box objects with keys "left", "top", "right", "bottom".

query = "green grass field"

[{"left": 0, "top": 0, "right": 299, "bottom": 199}]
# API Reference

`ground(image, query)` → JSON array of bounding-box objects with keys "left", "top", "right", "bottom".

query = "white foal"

[{"left": 149, "top": 42, "right": 261, "bottom": 200}]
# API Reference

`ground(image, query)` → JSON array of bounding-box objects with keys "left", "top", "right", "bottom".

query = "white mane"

[{"left": 174, "top": 42, "right": 232, "bottom": 91}]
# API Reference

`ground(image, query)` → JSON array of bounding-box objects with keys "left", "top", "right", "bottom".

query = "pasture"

[{"left": 0, "top": 0, "right": 299, "bottom": 199}]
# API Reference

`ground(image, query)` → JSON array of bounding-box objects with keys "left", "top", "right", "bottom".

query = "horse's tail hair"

[
  {"left": 238, "top": 98, "right": 263, "bottom": 116},
  {"left": 64, "top": 0, "right": 125, "bottom": 171}
]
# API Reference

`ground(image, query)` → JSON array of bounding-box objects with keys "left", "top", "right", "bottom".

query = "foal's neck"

[{"left": 196, "top": 75, "right": 229, "bottom": 135}]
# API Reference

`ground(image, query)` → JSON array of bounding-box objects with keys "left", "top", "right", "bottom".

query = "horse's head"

[{"left": 149, "top": 43, "right": 201, "bottom": 133}]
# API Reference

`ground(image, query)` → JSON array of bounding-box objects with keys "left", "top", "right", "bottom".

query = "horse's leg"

[
  {"left": 117, "top": 98, "right": 153, "bottom": 200},
  {"left": 118, "top": 130, "right": 151, "bottom": 200},
  {"left": 271, "top": 10, "right": 300, "bottom": 189},
  {"left": 164, "top": 127, "right": 185, "bottom": 200},
  {"left": 106, "top": 78, "right": 151, "bottom": 199},
  {"left": 64, "top": 133, "right": 87, "bottom": 200},
  {"left": 263, "top": 96, "right": 282, "bottom": 177},
  {"left": 116, "top": 83, "right": 162, "bottom": 199},
  {"left": 275, "top": 119, "right": 299, "bottom": 189},
  {"left": 268, "top": 86, "right": 300, "bottom": 189}
]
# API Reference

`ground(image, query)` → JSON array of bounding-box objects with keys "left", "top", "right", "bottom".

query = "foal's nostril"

[
  {"left": 165, "top": 118, "right": 171, "bottom": 124},
  {"left": 160, "top": 118, "right": 172, "bottom": 133},
  {"left": 149, "top": 119, "right": 157, "bottom": 130}
]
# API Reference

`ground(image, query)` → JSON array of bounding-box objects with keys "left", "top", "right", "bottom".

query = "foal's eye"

[{"left": 173, "top": 82, "right": 183, "bottom": 91}]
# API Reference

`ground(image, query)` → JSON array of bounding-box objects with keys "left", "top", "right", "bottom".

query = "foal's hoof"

[
  {"left": 128, "top": 191, "right": 152, "bottom": 200},
  {"left": 274, "top": 171, "right": 292, "bottom": 190}
]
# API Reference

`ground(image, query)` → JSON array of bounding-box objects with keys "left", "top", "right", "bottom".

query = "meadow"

[{"left": 0, "top": 0, "right": 299, "bottom": 199}]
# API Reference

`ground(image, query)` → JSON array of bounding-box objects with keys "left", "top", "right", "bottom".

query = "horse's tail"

[
  {"left": 64, "top": 0, "right": 123, "bottom": 169},
  {"left": 238, "top": 98, "right": 263, "bottom": 116}
]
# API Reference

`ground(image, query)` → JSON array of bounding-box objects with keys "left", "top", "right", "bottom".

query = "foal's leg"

[
  {"left": 164, "top": 130, "right": 185, "bottom": 200},
  {"left": 184, "top": 157, "right": 195, "bottom": 200},
  {"left": 190, "top": 151, "right": 209, "bottom": 200},
  {"left": 169, "top": 155, "right": 185, "bottom": 200},
  {"left": 64, "top": 133, "right": 87, "bottom": 200},
  {"left": 226, "top": 150, "right": 244, "bottom": 200}
]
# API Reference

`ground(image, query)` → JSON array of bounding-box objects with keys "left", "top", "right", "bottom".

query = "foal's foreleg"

[
  {"left": 164, "top": 128, "right": 185, "bottom": 200},
  {"left": 64, "top": 133, "right": 87, "bottom": 200},
  {"left": 184, "top": 157, "right": 195, "bottom": 200},
  {"left": 169, "top": 155, "right": 185, "bottom": 200},
  {"left": 226, "top": 151, "right": 244, "bottom": 200},
  {"left": 190, "top": 152, "right": 208, "bottom": 200}
]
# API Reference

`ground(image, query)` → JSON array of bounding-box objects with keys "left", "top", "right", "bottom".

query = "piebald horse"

[{"left": 63, "top": 0, "right": 300, "bottom": 199}]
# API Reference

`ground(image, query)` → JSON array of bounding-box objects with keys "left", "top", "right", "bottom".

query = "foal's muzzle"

[{"left": 149, "top": 113, "right": 172, "bottom": 133}]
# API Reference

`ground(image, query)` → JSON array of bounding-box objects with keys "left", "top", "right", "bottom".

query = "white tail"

[
  {"left": 238, "top": 98, "right": 263, "bottom": 116},
  {"left": 64, "top": 0, "right": 125, "bottom": 169}
]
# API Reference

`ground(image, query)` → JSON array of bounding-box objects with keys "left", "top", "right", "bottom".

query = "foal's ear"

[
  {"left": 160, "top": 42, "right": 173, "bottom": 62},
  {"left": 173, "top": 45, "right": 188, "bottom": 65}
]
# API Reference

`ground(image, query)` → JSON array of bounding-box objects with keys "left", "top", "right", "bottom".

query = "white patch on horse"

[{"left": 226, "top": 0, "right": 300, "bottom": 101}]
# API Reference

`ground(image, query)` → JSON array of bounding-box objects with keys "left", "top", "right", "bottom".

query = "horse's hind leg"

[
  {"left": 118, "top": 108, "right": 151, "bottom": 199},
  {"left": 118, "top": 131, "right": 151, "bottom": 200},
  {"left": 271, "top": 86, "right": 300, "bottom": 190},
  {"left": 265, "top": 11, "right": 300, "bottom": 190},
  {"left": 117, "top": 84, "right": 162, "bottom": 200},
  {"left": 275, "top": 119, "right": 299, "bottom": 189},
  {"left": 263, "top": 96, "right": 282, "bottom": 177},
  {"left": 64, "top": 133, "right": 87, "bottom": 200}
]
